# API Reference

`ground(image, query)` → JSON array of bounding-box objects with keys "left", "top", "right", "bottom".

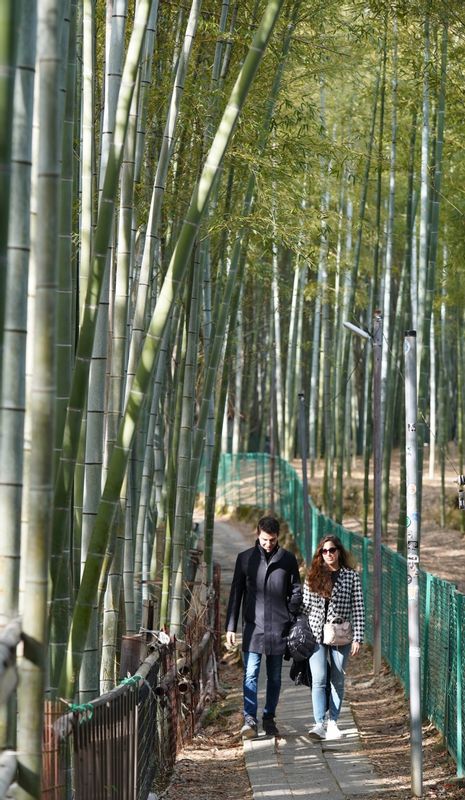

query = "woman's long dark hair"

[{"left": 306, "top": 535, "right": 356, "bottom": 597}]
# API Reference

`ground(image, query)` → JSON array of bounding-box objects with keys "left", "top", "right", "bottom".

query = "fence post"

[
  {"left": 262, "top": 454, "right": 266, "bottom": 509},
  {"left": 456, "top": 591, "right": 463, "bottom": 778},
  {"left": 361, "top": 536, "right": 369, "bottom": 637},
  {"left": 311, "top": 507, "right": 318, "bottom": 554},
  {"left": 422, "top": 572, "right": 432, "bottom": 705},
  {"left": 237, "top": 453, "right": 241, "bottom": 507},
  {"left": 220, "top": 454, "right": 226, "bottom": 506},
  {"left": 255, "top": 457, "right": 258, "bottom": 508}
]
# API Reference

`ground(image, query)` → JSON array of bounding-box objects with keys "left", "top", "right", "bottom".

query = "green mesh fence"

[{"left": 209, "top": 452, "right": 465, "bottom": 776}]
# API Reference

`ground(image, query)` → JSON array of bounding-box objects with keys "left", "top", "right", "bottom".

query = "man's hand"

[{"left": 226, "top": 630, "right": 236, "bottom": 646}]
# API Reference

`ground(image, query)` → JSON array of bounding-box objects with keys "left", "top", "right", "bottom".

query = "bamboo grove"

[{"left": 1, "top": 0, "right": 465, "bottom": 795}]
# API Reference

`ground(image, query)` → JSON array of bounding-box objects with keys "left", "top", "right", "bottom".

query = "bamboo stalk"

[{"left": 17, "top": 0, "right": 63, "bottom": 793}]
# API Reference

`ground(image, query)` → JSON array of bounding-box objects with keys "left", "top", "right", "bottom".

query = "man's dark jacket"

[{"left": 225, "top": 541, "right": 302, "bottom": 655}]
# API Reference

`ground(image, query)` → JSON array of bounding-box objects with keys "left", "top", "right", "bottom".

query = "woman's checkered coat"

[{"left": 300, "top": 567, "right": 365, "bottom": 643}]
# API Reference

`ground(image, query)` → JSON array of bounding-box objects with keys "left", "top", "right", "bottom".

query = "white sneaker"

[
  {"left": 326, "top": 719, "right": 343, "bottom": 740},
  {"left": 308, "top": 722, "right": 326, "bottom": 740}
]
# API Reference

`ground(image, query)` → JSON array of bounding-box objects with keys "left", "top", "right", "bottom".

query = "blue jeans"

[
  {"left": 243, "top": 652, "right": 283, "bottom": 721},
  {"left": 309, "top": 643, "right": 351, "bottom": 723}
]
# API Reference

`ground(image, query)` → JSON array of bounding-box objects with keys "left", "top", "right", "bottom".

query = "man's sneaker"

[
  {"left": 326, "top": 720, "right": 343, "bottom": 740},
  {"left": 241, "top": 716, "right": 258, "bottom": 739},
  {"left": 308, "top": 722, "right": 326, "bottom": 740},
  {"left": 262, "top": 716, "right": 280, "bottom": 736}
]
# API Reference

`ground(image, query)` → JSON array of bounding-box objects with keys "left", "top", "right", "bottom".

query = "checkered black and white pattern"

[{"left": 300, "top": 567, "right": 365, "bottom": 643}]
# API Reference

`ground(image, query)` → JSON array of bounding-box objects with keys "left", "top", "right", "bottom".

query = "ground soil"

[
  {"left": 314, "top": 449, "right": 465, "bottom": 594},
  {"left": 159, "top": 455, "right": 465, "bottom": 800}
]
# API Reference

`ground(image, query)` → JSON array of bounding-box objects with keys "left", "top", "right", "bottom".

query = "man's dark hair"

[{"left": 257, "top": 516, "right": 280, "bottom": 535}]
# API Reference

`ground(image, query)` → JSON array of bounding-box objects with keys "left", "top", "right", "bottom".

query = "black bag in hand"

[
  {"left": 289, "top": 658, "right": 312, "bottom": 687},
  {"left": 286, "top": 615, "right": 316, "bottom": 661}
]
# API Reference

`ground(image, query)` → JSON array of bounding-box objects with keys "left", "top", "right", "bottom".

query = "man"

[{"left": 225, "top": 516, "right": 302, "bottom": 739}]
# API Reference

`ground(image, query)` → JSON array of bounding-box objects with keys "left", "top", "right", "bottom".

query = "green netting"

[{"left": 205, "top": 452, "right": 465, "bottom": 776}]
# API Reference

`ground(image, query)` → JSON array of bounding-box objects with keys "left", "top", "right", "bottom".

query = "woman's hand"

[{"left": 351, "top": 641, "right": 361, "bottom": 656}]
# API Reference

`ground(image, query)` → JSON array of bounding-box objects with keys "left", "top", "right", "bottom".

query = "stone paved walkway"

[{"left": 213, "top": 518, "right": 390, "bottom": 799}]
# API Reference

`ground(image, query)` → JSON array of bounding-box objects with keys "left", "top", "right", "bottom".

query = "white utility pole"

[
  {"left": 404, "top": 329, "right": 423, "bottom": 797},
  {"left": 372, "top": 311, "right": 383, "bottom": 676}
]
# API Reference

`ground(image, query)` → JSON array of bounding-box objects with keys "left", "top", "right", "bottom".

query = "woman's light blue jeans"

[
  {"left": 243, "top": 652, "right": 282, "bottom": 721},
  {"left": 309, "top": 642, "right": 351, "bottom": 723}
]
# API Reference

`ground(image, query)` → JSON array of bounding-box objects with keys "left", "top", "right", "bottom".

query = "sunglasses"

[{"left": 322, "top": 546, "right": 337, "bottom": 555}]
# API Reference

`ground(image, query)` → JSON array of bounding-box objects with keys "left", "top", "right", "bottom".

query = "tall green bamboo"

[
  {"left": 334, "top": 60, "right": 381, "bottom": 521},
  {"left": 0, "top": 0, "right": 35, "bottom": 753},
  {"left": 384, "top": 102, "right": 417, "bottom": 543},
  {"left": 78, "top": 0, "right": 95, "bottom": 311},
  {"left": 417, "top": 16, "right": 447, "bottom": 536},
  {"left": 100, "top": 505, "right": 125, "bottom": 692},
  {"left": 422, "top": 19, "right": 447, "bottom": 446},
  {"left": 78, "top": 270, "right": 109, "bottom": 699},
  {"left": 380, "top": 15, "right": 398, "bottom": 445},
  {"left": 196, "top": 0, "right": 231, "bottom": 484},
  {"left": 17, "top": 0, "right": 62, "bottom": 794},
  {"left": 49, "top": 0, "right": 77, "bottom": 693},
  {"left": 284, "top": 257, "right": 306, "bottom": 459},
  {"left": 379, "top": 16, "right": 398, "bottom": 535},
  {"left": 231, "top": 290, "right": 244, "bottom": 452},
  {"left": 0, "top": 0, "right": 36, "bottom": 629},
  {"left": 134, "top": 0, "right": 159, "bottom": 183},
  {"left": 159, "top": 316, "right": 185, "bottom": 628},
  {"left": 99, "top": 0, "right": 128, "bottom": 193},
  {"left": 438, "top": 277, "right": 447, "bottom": 527},
  {"left": 456, "top": 307, "right": 465, "bottom": 535},
  {"left": 271, "top": 191, "right": 284, "bottom": 455},
  {"left": 169, "top": 251, "right": 201, "bottom": 633},
  {"left": 357, "top": 29, "right": 387, "bottom": 534},
  {"left": 0, "top": 0, "right": 17, "bottom": 362},
  {"left": 416, "top": 13, "right": 430, "bottom": 377},
  {"left": 204, "top": 275, "right": 243, "bottom": 582},
  {"left": 106, "top": 64, "right": 141, "bottom": 642},
  {"left": 284, "top": 170, "right": 308, "bottom": 461}
]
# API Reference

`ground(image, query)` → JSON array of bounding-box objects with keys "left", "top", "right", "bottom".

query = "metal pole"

[
  {"left": 404, "top": 330, "right": 423, "bottom": 797},
  {"left": 372, "top": 311, "right": 382, "bottom": 677},
  {"left": 298, "top": 392, "right": 312, "bottom": 565},
  {"left": 456, "top": 592, "right": 463, "bottom": 778}
]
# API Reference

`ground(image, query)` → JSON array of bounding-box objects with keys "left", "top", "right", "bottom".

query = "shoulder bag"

[{"left": 323, "top": 617, "right": 353, "bottom": 646}]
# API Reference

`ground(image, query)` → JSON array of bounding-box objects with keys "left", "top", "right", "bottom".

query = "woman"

[{"left": 301, "top": 535, "right": 364, "bottom": 741}]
